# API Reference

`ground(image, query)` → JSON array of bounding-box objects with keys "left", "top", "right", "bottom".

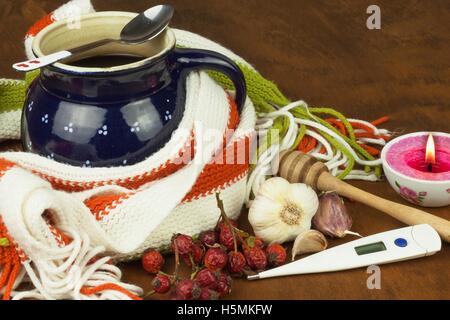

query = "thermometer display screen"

[{"left": 354, "top": 242, "right": 387, "bottom": 256}]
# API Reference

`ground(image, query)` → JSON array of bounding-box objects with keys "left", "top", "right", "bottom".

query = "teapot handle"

[{"left": 171, "top": 48, "right": 247, "bottom": 114}]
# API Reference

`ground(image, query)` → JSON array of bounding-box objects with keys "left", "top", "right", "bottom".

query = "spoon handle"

[
  {"left": 12, "top": 38, "right": 116, "bottom": 72},
  {"left": 13, "top": 51, "right": 72, "bottom": 72}
]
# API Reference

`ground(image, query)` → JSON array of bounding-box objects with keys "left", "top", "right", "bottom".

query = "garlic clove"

[
  {"left": 344, "top": 230, "right": 363, "bottom": 238},
  {"left": 288, "top": 183, "right": 320, "bottom": 223},
  {"left": 258, "top": 177, "right": 292, "bottom": 203},
  {"left": 247, "top": 194, "right": 283, "bottom": 226},
  {"left": 312, "top": 192, "right": 357, "bottom": 238},
  {"left": 254, "top": 221, "right": 311, "bottom": 245},
  {"left": 291, "top": 230, "right": 328, "bottom": 261}
]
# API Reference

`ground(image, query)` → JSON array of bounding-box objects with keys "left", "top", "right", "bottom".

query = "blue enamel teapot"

[{"left": 21, "top": 12, "right": 246, "bottom": 167}]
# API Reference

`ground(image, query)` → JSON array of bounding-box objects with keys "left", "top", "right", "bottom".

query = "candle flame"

[{"left": 425, "top": 134, "right": 436, "bottom": 164}]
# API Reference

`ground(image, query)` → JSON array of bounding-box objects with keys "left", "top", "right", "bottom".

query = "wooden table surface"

[{"left": 1, "top": 0, "right": 449, "bottom": 300}]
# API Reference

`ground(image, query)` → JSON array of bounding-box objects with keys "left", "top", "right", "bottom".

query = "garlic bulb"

[
  {"left": 248, "top": 177, "right": 319, "bottom": 244},
  {"left": 291, "top": 230, "right": 328, "bottom": 260}
]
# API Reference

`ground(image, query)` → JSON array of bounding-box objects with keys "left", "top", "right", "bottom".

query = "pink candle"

[
  {"left": 382, "top": 132, "right": 450, "bottom": 207},
  {"left": 386, "top": 134, "right": 450, "bottom": 181}
]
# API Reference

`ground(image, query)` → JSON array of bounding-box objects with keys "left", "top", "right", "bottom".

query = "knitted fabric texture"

[
  {"left": 0, "top": 73, "right": 37, "bottom": 141},
  {"left": 0, "top": 0, "right": 256, "bottom": 300},
  {"left": 0, "top": 74, "right": 255, "bottom": 300}
]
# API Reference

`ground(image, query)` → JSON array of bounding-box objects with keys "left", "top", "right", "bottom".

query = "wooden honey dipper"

[{"left": 278, "top": 150, "right": 450, "bottom": 243}]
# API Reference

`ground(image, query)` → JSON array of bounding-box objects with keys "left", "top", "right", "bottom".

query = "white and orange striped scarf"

[{"left": 0, "top": 0, "right": 256, "bottom": 300}]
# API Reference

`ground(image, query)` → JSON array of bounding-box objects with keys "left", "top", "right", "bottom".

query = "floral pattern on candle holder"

[{"left": 395, "top": 181, "right": 427, "bottom": 205}]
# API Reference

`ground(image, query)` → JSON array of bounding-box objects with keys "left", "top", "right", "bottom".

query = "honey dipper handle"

[{"left": 317, "top": 172, "right": 450, "bottom": 243}]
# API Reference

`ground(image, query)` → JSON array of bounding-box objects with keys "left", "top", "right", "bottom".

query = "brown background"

[{"left": 0, "top": 0, "right": 449, "bottom": 299}]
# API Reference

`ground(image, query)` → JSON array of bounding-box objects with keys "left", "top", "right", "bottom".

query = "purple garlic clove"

[{"left": 312, "top": 192, "right": 356, "bottom": 238}]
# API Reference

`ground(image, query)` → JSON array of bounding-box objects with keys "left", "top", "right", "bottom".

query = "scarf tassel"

[
  {"left": 0, "top": 225, "right": 22, "bottom": 300},
  {"left": 0, "top": 219, "right": 143, "bottom": 300}
]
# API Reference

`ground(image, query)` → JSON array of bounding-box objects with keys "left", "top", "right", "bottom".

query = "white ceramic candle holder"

[{"left": 381, "top": 132, "right": 450, "bottom": 208}]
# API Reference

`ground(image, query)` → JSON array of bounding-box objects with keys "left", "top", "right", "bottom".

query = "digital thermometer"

[{"left": 247, "top": 224, "right": 441, "bottom": 280}]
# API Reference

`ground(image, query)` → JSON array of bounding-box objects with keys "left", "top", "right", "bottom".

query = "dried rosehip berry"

[
  {"left": 175, "top": 279, "right": 201, "bottom": 300},
  {"left": 194, "top": 268, "right": 218, "bottom": 289},
  {"left": 183, "top": 243, "right": 204, "bottom": 268},
  {"left": 228, "top": 251, "right": 247, "bottom": 274},
  {"left": 171, "top": 234, "right": 194, "bottom": 256},
  {"left": 151, "top": 274, "right": 171, "bottom": 294},
  {"left": 204, "top": 247, "right": 228, "bottom": 271},
  {"left": 141, "top": 250, "right": 165, "bottom": 274},
  {"left": 245, "top": 247, "right": 267, "bottom": 271},
  {"left": 244, "top": 236, "right": 265, "bottom": 250},
  {"left": 219, "top": 225, "right": 235, "bottom": 251},
  {"left": 217, "top": 219, "right": 237, "bottom": 232},
  {"left": 215, "top": 272, "right": 232, "bottom": 297},
  {"left": 199, "top": 288, "right": 220, "bottom": 300},
  {"left": 199, "top": 230, "right": 218, "bottom": 247},
  {"left": 266, "top": 243, "right": 287, "bottom": 267}
]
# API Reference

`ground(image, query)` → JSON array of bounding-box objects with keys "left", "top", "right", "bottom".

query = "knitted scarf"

[
  {"left": 0, "top": 0, "right": 258, "bottom": 300},
  {"left": 0, "top": 0, "right": 391, "bottom": 300}
]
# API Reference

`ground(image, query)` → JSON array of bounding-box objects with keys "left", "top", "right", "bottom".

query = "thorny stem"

[
  {"left": 158, "top": 270, "right": 174, "bottom": 278},
  {"left": 190, "top": 268, "right": 200, "bottom": 280},
  {"left": 232, "top": 230, "right": 238, "bottom": 253},
  {"left": 173, "top": 236, "right": 180, "bottom": 281},
  {"left": 190, "top": 261, "right": 205, "bottom": 280},
  {"left": 144, "top": 290, "right": 156, "bottom": 298},
  {"left": 214, "top": 209, "right": 223, "bottom": 230},
  {"left": 188, "top": 253, "right": 200, "bottom": 274},
  {"left": 215, "top": 193, "right": 238, "bottom": 253},
  {"left": 234, "top": 228, "right": 249, "bottom": 251}
]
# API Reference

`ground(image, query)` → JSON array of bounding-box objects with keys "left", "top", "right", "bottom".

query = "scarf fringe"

[
  {"left": 0, "top": 220, "right": 22, "bottom": 300},
  {"left": 1, "top": 220, "right": 142, "bottom": 300}
]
